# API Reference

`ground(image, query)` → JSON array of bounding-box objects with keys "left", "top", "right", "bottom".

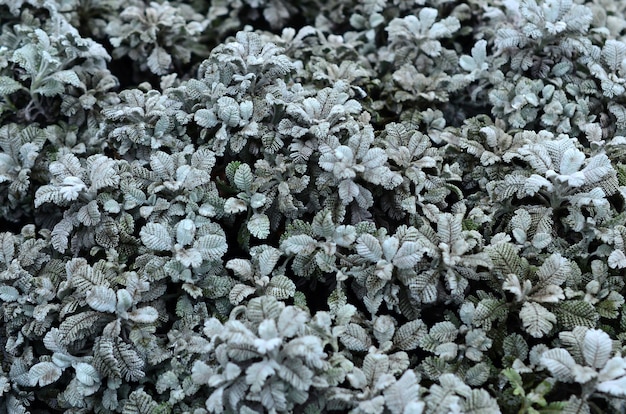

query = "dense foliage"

[{"left": 2, "top": 0, "right": 626, "bottom": 413}]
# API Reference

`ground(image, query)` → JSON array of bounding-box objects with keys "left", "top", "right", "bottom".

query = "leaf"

[
  {"left": 226, "top": 259, "right": 254, "bottom": 280},
  {"left": 29, "top": 362, "right": 62, "bottom": 387},
  {"left": 608, "top": 250, "right": 626, "bottom": 269},
  {"left": 266, "top": 275, "right": 296, "bottom": 300},
  {"left": 463, "top": 389, "right": 500, "bottom": 414},
  {"left": 0, "top": 76, "right": 23, "bottom": 94},
  {"left": 127, "top": 306, "right": 159, "bottom": 324},
  {"left": 554, "top": 300, "right": 598, "bottom": 329},
  {"left": 194, "top": 108, "right": 218, "bottom": 128},
  {"left": 122, "top": 389, "right": 159, "bottom": 414},
  {"left": 51, "top": 70, "right": 84, "bottom": 88},
  {"left": 356, "top": 234, "right": 382, "bottom": 262},
  {"left": 536, "top": 253, "right": 570, "bottom": 286},
  {"left": 247, "top": 296, "right": 282, "bottom": 323},
  {"left": 519, "top": 302, "right": 556, "bottom": 338},
  {"left": 195, "top": 233, "right": 228, "bottom": 261},
  {"left": 340, "top": 323, "right": 372, "bottom": 351},
  {"left": 338, "top": 179, "right": 360, "bottom": 204},
  {"left": 437, "top": 213, "right": 462, "bottom": 246},
  {"left": 277, "top": 306, "right": 308, "bottom": 338},
  {"left": 581, "top": 153, "right": 612, "bottom": 184},
  {"left": 86, "top": 286, "right": 117, "bottom": 313},
  {"left": 59, "top": 311, "right": 104, "bottom": 346},
  {"left": 602, "top": 39, "right": 626, "bottom": 71},
  {"left": 229, "top": 284, "right": 257, "bottom": 305},
  {"left": 234, "top": 163, "right": 253, "bottom": 192},
  {"left": 246, "top": 360, "right": 277, "bottom": 393},
  {"left": 74, "top": 362, "right": 100, "bottom": 387},
  {"left": 384, "top": 370, "right": 421, "bottom": 414},
  {"left": 596, "top": 375, "right": 626, "bottom": 397},
  {"left": 541, "top": 348, "right": 576, "bottom": 382},
  {"left": 114, "top": 340, "right": 145, "bottom": 382},
  {"left": 140, "top": 223, "right": 172, "bottom": 251},
  {"left": 258, "top": 247, "right": 281, "bottom": 277},
  {"left": 393, "top": 320, "right": 427, "bottom": 351},
  {"left": 248, "top": 213, "right": 270, "bottom": 239},
  {"left": 77, "top": 200, "right": 101, "bottom": 226},
  {"left": 582, "top": 329, "right": 612, "bottom": 369},
  {"left": 217, "top": 96, "right": 241, "bottom": 127},
  {"left": 280, "top": 234, "right": 317, "bottom": 255},
  {"left": 0, "top": 286, "right": 19, "bottom": 302},
  {"left": 393, "top": 241, "right": 422, "bottom": 269},
  {"left": 459, "top": 40, "right": 488, "bottom": 72},
  {"left": 150, "top": 152, "right": 175, "bottom": 179},
  {"left": 147, "top": 46, "right": 172, "bottom": 75},
  {"left": 88, "top": 155, "right": 120, "bottom": 191},
  {"left": 176, "top": 219, "right": 196, "bottom": 246}
]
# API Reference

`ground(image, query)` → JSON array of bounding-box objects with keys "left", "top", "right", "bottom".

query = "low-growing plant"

[{"left": 1, "top": 0, "right": 626, "bottom": 413}]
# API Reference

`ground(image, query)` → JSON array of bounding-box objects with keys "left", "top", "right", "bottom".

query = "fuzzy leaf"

[
  {"left": 356, "top": 234, "right": 382, "bottom": 262},
  {"left": 140, "top": 223, "right": 172, "bottom": 251},
  {"left": 29, "top": 362, "right": 62, "bottom": 387},
  {"left": 519, "top": 302, "right": 556, "bottom": 338},
  {"left": 0, "top": 76, "right": 23, "bottom": 94},
  {"left": 340, "top": 323, "right": 372, "bottom": 351},
  {"left": 195, "top": 234, "right": 228, "bottom": 261},
  {"left": 248, "top": 213, "right": 270, "bottom": 239},
  {"left": 147, "top": 46, "right": 172, "bottom": 75},
  {"left": 541, "top": 348, "right": 576, "bottom": 382},
  {"left": 582, "top": 329, "right": 612, "bottom": 369},
  {"left": 86, "top": 286, "right": 117, "bottom": 313}
]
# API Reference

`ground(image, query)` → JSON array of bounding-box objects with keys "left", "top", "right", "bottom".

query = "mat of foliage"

[{"left": 1, "top": 0, "right": 626, "bottom": 413}]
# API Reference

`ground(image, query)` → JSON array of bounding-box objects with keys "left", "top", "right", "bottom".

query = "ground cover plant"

[{"left": 1, "top": 0, "right": 626, "bottom": 413}]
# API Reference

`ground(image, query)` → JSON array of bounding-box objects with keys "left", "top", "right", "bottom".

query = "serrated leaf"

[
  {"left": 248, "top": 213, "right": 270, "bottom": 239},
  {"left": 277, "top": 306, "right": 308, "bottom": 338},
  {"left": 393, "top": 320, "right": 427, "bottom": 351},
  {"left": 127, "top": 306, "right": 159, "bottom": 323},
  {"left": 356, "top": 234, "right": 382, "bottom": 262},
  {"left": 582, "top": 329, "right": 612, "bottom": 369},
  {"left": 195, "top": 233, "right": 227, "bottom": 261},
  {"left": 0, "top": 286, "right": 19, "bottom": 302},
  {"left": 229, "top": 284, "right": 257, "bottom": 305},
  {"left": 602, "top": 39, "right": 626, "bottom": 71},
  {"left": 266, "top": 275, "right": 296, "bottom": 300},
  {"left": 234, "top": 163, "right": 253, "bottom": 192},
  {"left": 0, "top": 76, "right": 23, "bottom": 94},
  {"left": 140, "top": 223, "right": 172, "bottom": 251},
  {"left": 541, "top": 348, "right": 576, "bottom": 382},
  {"left": 393, "top": 241, "right": 422, "bottom": 269},
  {"left": 340, "top": 323, "right": 372, "bottom": 351},
  {"left": 258, "top": 247, "right": 281, "bottom": 277},
  {"left": 86, "top": 286, "right": 117, "bottom": 313},
  {"left": 194, "top": 108, "right": 218, "bottom": 128},
  {"left": 217, "top": 96, "right": 241, "bottom": 127},
  {"left": 29, "top": 362, "right": 62, "bottom": 387},
  {"left": 281, "top": 234, "right": 316, "bottom": 255},
  {"left": 520, "top": 302, "right": 556, "bottom": 338},
  {"left": 147, "top": 46, "right": 172, "bottom": 75}
]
